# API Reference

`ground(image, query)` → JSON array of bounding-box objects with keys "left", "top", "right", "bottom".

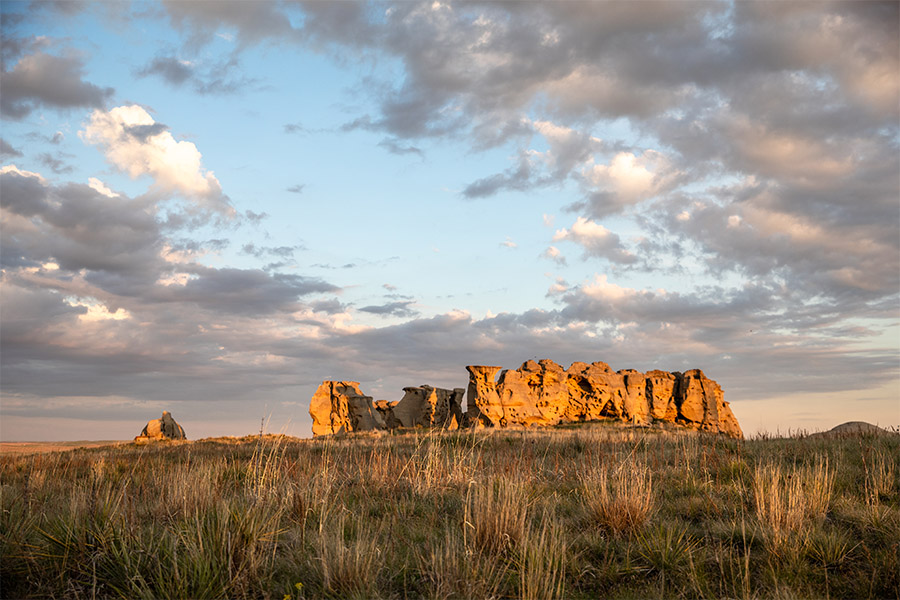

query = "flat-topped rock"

[
  {"left": 464, "top": 361, "right": 742, "bottom": 438},
  {"left": 308, "top": 360, "right": 743, "bottom": 438}
]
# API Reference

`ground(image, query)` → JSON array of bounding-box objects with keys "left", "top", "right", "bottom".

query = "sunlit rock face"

[
  {"left": 464, "top": 365, "right": 504, "bottom": 427},
  {"left": 677, "top": 369, "right": 743, "bottom": 438},
  {"left": 465, "top": 361, "right": 743, "bottom": 438},
  {"left": 392, "top": 385, "right": 465, "bottom": 429},
  {"left": 309, "top": 361, "right": 743, "bottom": 438},
  {"left": 310, "top": 382, "right": 463, "bottom": 435},
  {"left": 134, "top": 411, "right": 186, "bottom": 442},
  {"left": 309, "top": 381, "right": 385, "bottom": 436}
]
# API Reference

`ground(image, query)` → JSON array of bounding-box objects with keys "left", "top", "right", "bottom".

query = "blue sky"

[{"left": 1, "top": 1, "right": 898, "bottom": 440}]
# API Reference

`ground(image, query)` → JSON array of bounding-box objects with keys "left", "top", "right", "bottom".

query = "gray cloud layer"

[
  {"left": 1, "top": 1, "right": 897, "bottom": 437},
  {"left": 1, "top": 50, "right": 113, "bottom": 118}
]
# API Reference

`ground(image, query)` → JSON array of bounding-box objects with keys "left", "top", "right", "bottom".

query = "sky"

[{"left": 1, "top": 1, "right": 898, "bottom": 441}]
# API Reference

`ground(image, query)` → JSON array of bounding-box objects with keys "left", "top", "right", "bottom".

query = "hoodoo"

[
  {"left": 134, "top": 411, "right": 186, "bottom": 442},
  {"left": 309, "top": 359, "right": 742, "bottom": 438}
]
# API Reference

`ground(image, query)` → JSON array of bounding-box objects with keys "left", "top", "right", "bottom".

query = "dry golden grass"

[
  {"left": 580, "top": 459, "right": 655, "bottom": 536},
  {"left": 0, "top": 423, "right": 897, "bottom": 599}
]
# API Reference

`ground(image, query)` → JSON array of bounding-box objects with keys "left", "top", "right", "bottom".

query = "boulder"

[
  {"left": 310, "top": 381, "right": 385, "bottom": 436},
  {"left": 135, "top": 411, "right": 186, "bottom": 442}
]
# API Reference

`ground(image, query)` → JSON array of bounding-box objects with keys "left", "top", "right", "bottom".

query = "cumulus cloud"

[
  {"left": 0, "top": 51, "right": 113, "bottom": 119},
  {"left": 553, "top": 217, "right": 637, "bottom": 264},
  {"left": 581, "top": 150, "right": 682, "bottom": 216},
  {"left": 81, "top": 105, "right": 234, "bottom": 215},
  {"left": 3, "top": 1, "right": 898, "bottom": 437}
]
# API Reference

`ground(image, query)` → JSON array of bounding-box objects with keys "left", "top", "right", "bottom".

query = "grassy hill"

[{"left": 1, "top": 423, "right": 897, "bottom": 599}]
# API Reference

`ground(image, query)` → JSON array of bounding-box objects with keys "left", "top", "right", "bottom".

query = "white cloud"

[
  {"left": 88, "top": 177, "right": 118, "bottom": 198},
  {"left": 81, "top": 105, "right": 232, "bottom": 214},
  {"left": 552, "top": 217, "right": 636, "bottom": 264},
  {"left": 584, "top": 151, "right": 660, "bottom": 205},
  {"left": 541, "top": 245, "right": 567, "bottom": 266},
  {"left": 0, "top": 164, "right": 47, "bottom": 182},
  {"left": 66, "top": 297, "right": 132, "bottom": 322}
]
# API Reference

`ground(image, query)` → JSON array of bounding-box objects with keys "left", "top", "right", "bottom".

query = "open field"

[
  {"left": 0, "top": 441, "right": 130, "bottom": 455},
  {"left": 1, "top": 424, "right": 898, "bottom": 599}
]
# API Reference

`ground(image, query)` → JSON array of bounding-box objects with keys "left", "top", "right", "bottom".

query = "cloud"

[
  {"left": 286, "top": 184, "right": 305, "bottom": 194},
  {"left": 81, "top": 105, "right": 234, "bottom": 215},
  {"left": 136, "top": 54, "right": 258, "bottom": 95},
  {"left": 377, "top": 137, "right": 424, "bottom": 157},
  {"left": 582, "top": 150, "right": 680, "bottom": 216},
  {"left": 1, "top": 138, "right": 23, "bottom": 158},
  {"left": 500, "top": 237, "right": 517, "bottom": 249},
  {"left": 38, "top": 152, "right": 73, "bottom": 174},
  {"left": 138, "top": 55, "right": 193, "bottom": 85},
  {"left": 553, "top": 217, "right": 637, "bottom": 264},
  {"left": 358, "top": 300, "right": 419, "bottom": 318},
  {"left": 0, "top": 165, "right": 161, "bottom": 275},
  {"left": 240, "top": 243, "right": 303, "bottom": 258},
  {"left": 541, "top": 246, "right": 567, "bottom": 266},
  {"left": 162, "top": 0, "right": 301, "bottom": 48},
  {"left": 0, "top": 51, "right": 113, "bottom": 119}
]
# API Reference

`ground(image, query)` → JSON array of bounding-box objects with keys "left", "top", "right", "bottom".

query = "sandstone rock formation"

[
  {"left": 392, "top": 385, "right": 465, "bottom": 429},
  {"left": 465, "top": 366, "right": 503, "bottom": 427},
  {"left": 310, "top": 381, "right": 385, "bottom": 435},
  {"left": 465, "top": 360, "right": 742, "bottom": 438},
  {"left": 134, "top": 411, "right": 186, "bottom": 442},
  {"left": 309, "top": 359, "right": 742, "bottom": 438},
  {"left": 311, "top": 381, "right": 464, "bottom": 435}
]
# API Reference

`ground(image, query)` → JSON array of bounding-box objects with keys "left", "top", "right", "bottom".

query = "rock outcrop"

[
  {"left": 310, "top": 381, "right": 385, "bottom": 435},
  {"left": 311, "top": 381, "right": 464, "bottom": 435},
  {"left": 309, "top": 359, "right": 743, "bottom": 438},
  {"left": 134, "top": 411, "right": 186, "bottom": 442},
  {"left": 810, "top": 421, "right": 898, "bottom": 438},
  {"left": 466, "top": 360, "right": 742, "bottom": 438},
  {"left": 392, "top": 385, "right": 465, "bottom": 429}
]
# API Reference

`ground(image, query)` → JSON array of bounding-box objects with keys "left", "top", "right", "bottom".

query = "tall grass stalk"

[
  {"left": 466, "top": 476, "right": 529, "bottom": 555},
  {"left": 519, "top": 514, "right": 566, "bottom": 600}
]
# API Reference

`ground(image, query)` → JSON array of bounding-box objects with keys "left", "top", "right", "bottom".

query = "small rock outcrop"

[
  {"left": 134, "top": 411, "right": 186, "bottom": 442},
  {"left": 309, "top": 359, "right": 743, "bottom": 438},
  {"left": 810, "top": 421, "right": 898, "bottom": 438}
]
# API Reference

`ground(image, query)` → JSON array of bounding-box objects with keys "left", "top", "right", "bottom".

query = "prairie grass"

[
  {"left": 581, "top": 459, "right": 654, "bottom": 536},
  {"left": 0, "top": 424, "right": 897, "bottom": 599}
]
